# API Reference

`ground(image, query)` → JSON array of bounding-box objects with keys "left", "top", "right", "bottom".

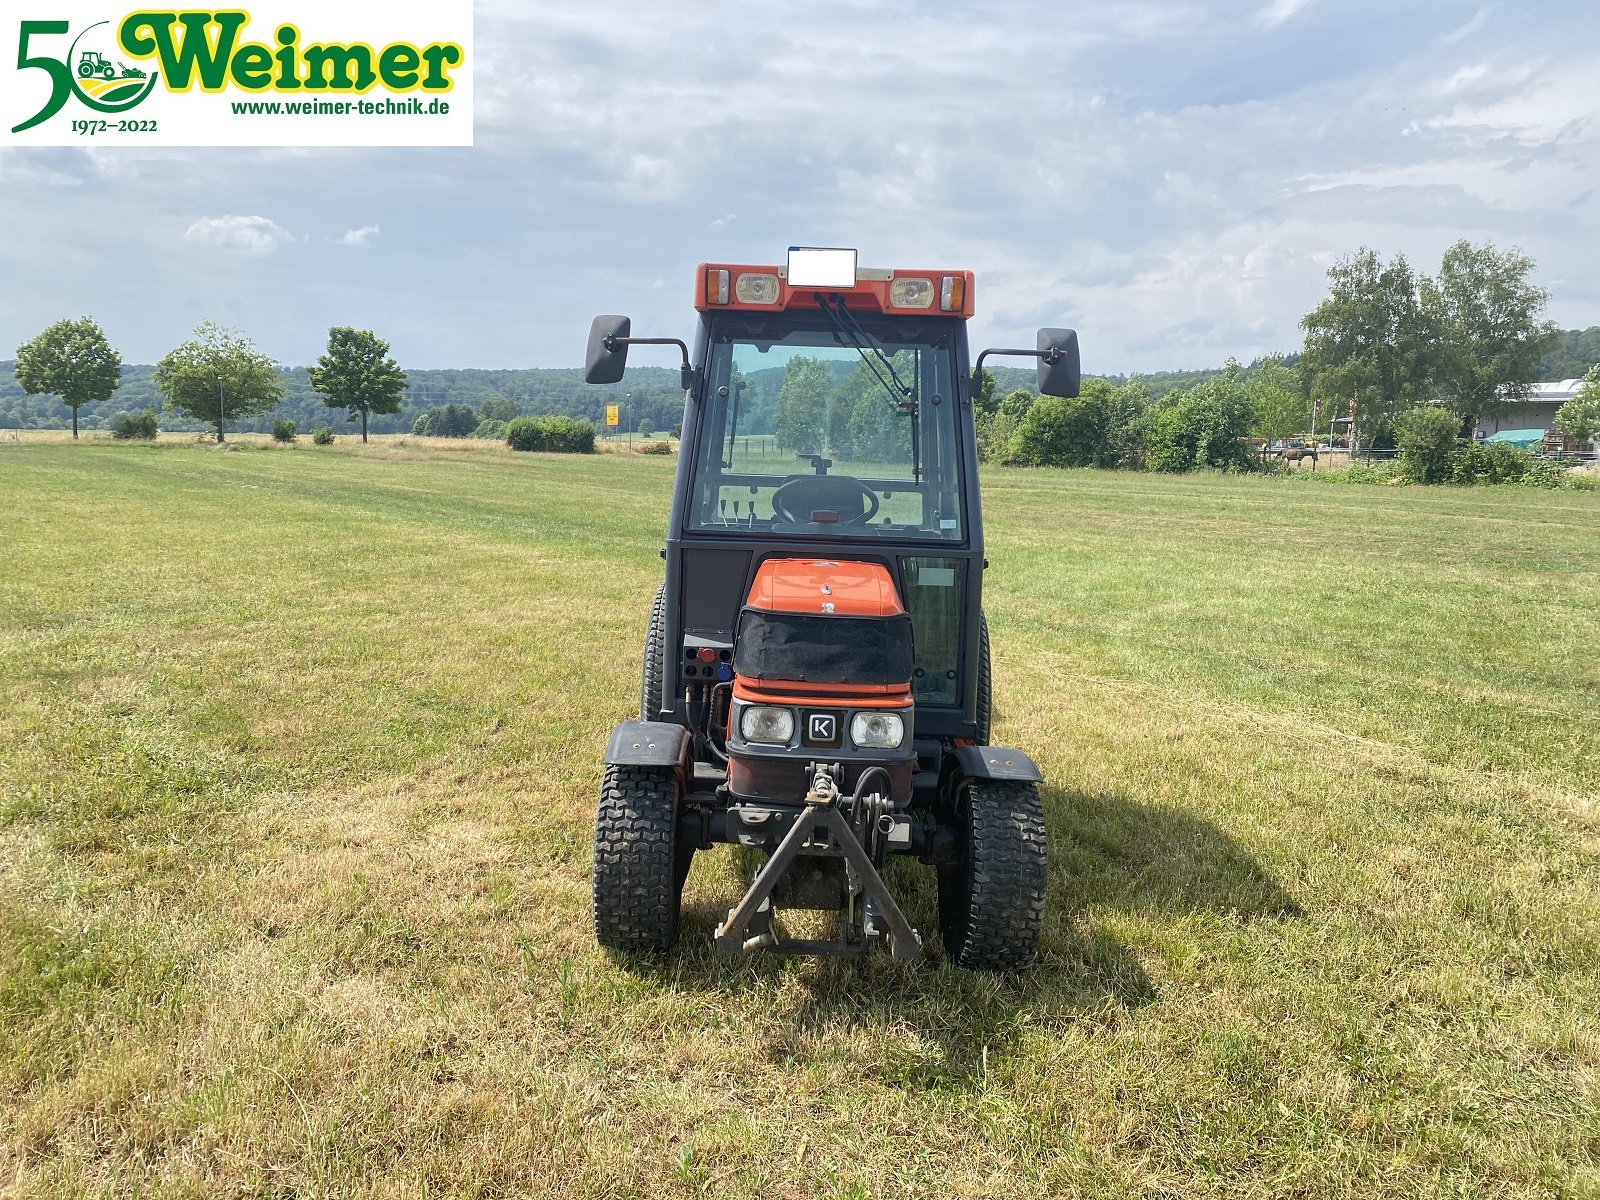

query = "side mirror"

[
  {"left": 585, "top": 315, "right": 631, "bottom": 384},
  {"left": 1037, "top": 328, "right": 1080, "bottom": 398}
]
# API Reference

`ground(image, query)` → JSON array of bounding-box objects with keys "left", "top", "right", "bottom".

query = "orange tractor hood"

[{"left": 745, "top": 558, "right": 904, "bottom": 618}]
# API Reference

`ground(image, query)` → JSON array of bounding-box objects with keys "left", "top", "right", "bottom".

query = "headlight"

[
  {"left": 850, "top": 711, "right": 905, "bottom": 749},
  {"left": 735, "top": 272, "right": 780, "bottom": 304},
  {"left": 740, "top": 705, "right": 794, "bottom": 744},
  {"left": 889, "top": 276, "right": 935, "bottom": 308}
]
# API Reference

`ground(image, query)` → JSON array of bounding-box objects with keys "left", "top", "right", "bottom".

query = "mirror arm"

[
  {"left": 971, "top": 347, "right": 1050, "bottom": 401},
  {"left": 604, "top": 335, "right": 698, "bottom": 391}
]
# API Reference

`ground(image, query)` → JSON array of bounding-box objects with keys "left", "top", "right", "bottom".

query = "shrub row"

[{"left": 504, "top": 415, "right": 596, "bottom": 454}]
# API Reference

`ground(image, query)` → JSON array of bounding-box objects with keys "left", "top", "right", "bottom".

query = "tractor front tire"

[
  {"left": 938, "top": 779, "right": 1047, "bottom": 971},
  {"left": 593, "top": 764, "right": 684, "bottom": 954},
  {"left": 640, "top": 584, "right": 665, "bottom": 721}
]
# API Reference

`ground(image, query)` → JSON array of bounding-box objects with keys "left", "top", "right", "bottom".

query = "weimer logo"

[
  {"left": 11, "top": 19, "right": 161, "bottom": 131},
  {"left": 3, "top": 3, "right": 473, "bottom": 147}
]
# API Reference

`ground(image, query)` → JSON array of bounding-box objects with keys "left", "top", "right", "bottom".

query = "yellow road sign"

[{"left": 605, "top": 405, "right": 619, "bottom": 427}]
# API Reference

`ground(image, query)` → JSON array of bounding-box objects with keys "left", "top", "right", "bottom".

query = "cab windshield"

[{"left": 687, "top": 314, "right": 966, "bottom": 542}]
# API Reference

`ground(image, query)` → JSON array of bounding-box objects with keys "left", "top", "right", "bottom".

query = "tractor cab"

[{"left": 586, "top": 248, "right": 1080, "bottom": 967}]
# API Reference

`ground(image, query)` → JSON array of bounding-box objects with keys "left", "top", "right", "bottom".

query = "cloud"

[
  {"left": 339, "top": 224, "right": 381, "bottom": 247},
  {"left": 1440, "top": 6, "right": 1491, "bottom": 45},
  {"left": 181, "top": 214, "right": 294, "bottom": 256},
  {"left": 1257, "top": 0, "right": 1312, "bottom": 28},
  {"left": 2, "top": 1, "right": 1597, "bottom": 371}
]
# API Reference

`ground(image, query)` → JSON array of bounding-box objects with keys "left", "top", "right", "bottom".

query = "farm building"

[{"left": 1474, "top": 378, "right": 1587, "bottom": 439}]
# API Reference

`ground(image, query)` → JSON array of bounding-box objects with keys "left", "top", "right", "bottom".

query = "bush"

[
  {"left": 636, "top": 440, "right": 673, "bottom": 455},
  {"left": 1449, "top": 439, "right": 1529, "bottom": 485},
  {"left": 505, "top": 415, "right": 597, "bottom": 454},
  {"left": 109, "top": 408, "right": 158, "bottom": 440},
  {"left": 472, "top": 418, "right": 507, "bottom": 440},
  {"left": 975, "top": 411, "right": 1019, "bottom": 464},
  {"left": 1394, "top": 407, "right": 1458, "bottom": 484},
  {"left": 1516, "top": 459, "right": 1595, "bottom": 490},
  {"left": 1145, "top": 373, "right": 1256, "bottom": 473},
  {"left": 311, "top": 425, "right": 335, "bottom": 445},
  {"left": 1011, "top": 393, "right": 1107, "bottom": 468},
  {"left": 271, "top": 418, "right": 297, "bottom": 443}
]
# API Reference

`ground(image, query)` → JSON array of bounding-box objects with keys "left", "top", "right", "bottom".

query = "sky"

[{"left": 1, "top": 0, "right": 1596, "bottom": 374}]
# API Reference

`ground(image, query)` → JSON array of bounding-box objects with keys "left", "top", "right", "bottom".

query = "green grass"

[{"left": 1, "top": 439, "right": 1597, "bottom": 1198}]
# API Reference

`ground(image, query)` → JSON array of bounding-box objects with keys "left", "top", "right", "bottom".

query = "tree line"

[
  {"left": 9, "top": 319, "right": 408, "bottom": 444},
  {"left": 984, "top": 240, "right": 1600, "bottom": 474},
  {"left": 5, "top": 240, "right": 1594, "bottom": 457}
]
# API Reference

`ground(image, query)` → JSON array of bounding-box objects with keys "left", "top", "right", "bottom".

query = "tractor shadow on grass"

[{"left": 651, "top": 786, "right": 1299, "bottom": 1090}]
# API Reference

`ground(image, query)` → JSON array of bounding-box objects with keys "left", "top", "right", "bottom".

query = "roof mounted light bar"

[{"left": 694, "top": 260, "right": 976, "bottom": 318}]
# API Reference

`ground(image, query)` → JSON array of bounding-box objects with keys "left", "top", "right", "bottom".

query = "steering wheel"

[{"left": 770, "top": 476, "right": 882, "bottom": 525}]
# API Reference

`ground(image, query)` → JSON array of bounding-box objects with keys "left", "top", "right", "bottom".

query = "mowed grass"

[{"left": 1, "top": 439, "right": 1596, "bottom": 1198}]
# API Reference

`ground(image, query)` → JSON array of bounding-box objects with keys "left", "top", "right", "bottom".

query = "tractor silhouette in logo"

[{"left": 78, "top": 51, "right": 146, "bottom": 81}]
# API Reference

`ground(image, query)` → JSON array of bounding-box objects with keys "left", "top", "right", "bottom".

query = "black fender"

[
  {"left": 951, "top": 744, "right": 1043, "bottom": 784},
  {"left": 604, "top": 721, "right": 692, "bottom": 769}
]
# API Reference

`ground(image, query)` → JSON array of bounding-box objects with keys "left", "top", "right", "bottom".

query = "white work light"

[
  {"left": 735, "top": 272, "right": 780, "bottom": 304},
  {"left": 850, "top": 712, "right": 905, "bottom": 750},
  {"left": 740, "top": 705, "right": 795, "bottom": 744}
]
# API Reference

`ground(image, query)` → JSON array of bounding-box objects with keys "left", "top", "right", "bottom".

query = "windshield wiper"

[
  {"left": 817, "top": 295, "right": 921, "bottom": 483},
  {"left": 818, "top": 296, "right": 914, "bottom": 411}
]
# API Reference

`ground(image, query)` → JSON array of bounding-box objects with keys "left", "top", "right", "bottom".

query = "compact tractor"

[{"left": 586, "top": 248, "right": 1079, "bottom": 969}]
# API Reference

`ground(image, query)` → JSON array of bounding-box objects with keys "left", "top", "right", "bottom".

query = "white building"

[{"left": 1475, "top": 379, "right": 1586, "bottom": 439}]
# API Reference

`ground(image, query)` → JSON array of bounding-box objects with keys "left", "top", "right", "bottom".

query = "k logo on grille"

[{"left": 804, "top": 712, "right": 839, "bottom": 747}]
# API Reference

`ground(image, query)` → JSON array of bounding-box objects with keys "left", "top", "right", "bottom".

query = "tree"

[
  {"left": 154, "top": 321, "right": 284, "bottom": 443},
  {"left": 1247, "top": 356, "right": 1308, "bottom": 443},
  {"left": 1540, "top": 327, "right": 1600, "bottom": 380},
  {"left": 997, "top": 388, "right": 1035, "bottom": 423},
  {"left": 1423, "top": 241, "right": 1557, "bottom": 430},
  {"left": 307, "top": 326, "right": 407, "bottom": 443},
  {"left": 1144, "top": 363, "right": 1256, "bottom": 473},
  {"left": 14, "top": 317, "right": 122, "bottom": 440},
  {"left": 1011, "top": 381, "right": 1116, "bottom": 468},
  {"left": 478, "top": 396, "right": 518, "bottom": 424},
  {"left": 412, "top": 404, "right": 478, "bottom": 438},
  {"left": 775, "top": 357, "right": 831, "bottom": 453},
  {"left": 1104, "top": 379, "right": 1150, "bottom": 469},
  {"left": 1554, "top": 366, "right": 1600, "bottom": 460},
  {"left": 1393, "top": 406, "right": 1459, "bottom": 484},
  {"left": 1301, "top": 249, "right": 1435, "bottom": 446}
]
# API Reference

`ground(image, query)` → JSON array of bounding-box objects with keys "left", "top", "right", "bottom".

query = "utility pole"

[{"left": 217, "top": 375, "right": 226, "bottom": 443}]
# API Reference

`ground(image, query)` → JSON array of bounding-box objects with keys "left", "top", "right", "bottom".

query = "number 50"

[{"left": 12, "top": 21, "right": 71, "bottom": 134}]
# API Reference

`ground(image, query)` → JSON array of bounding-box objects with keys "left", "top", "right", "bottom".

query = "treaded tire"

[
  {"left": 593, "top": 764, "right": 684, "bottom": 953},
  {"left": 976, "top": 611, "right": 992, "bottom": 746},
  {"left": 938, "top": 779, "right": 1047, "bottom": 971},
  {"left": 639, "top": 584, "right": 666, "bottom": 721}
]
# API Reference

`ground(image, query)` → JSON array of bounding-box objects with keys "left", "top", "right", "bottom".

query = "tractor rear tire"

[
  {"left": 593, "top": 764, "right": 685, "bottom": 953},
  {"left": 976, "top": 612, "right": 992, "bottom": 745},
  {"left": 938, "top": 779, "right": 1047, "bottom": 970},
  {"left": 639, "top": 584, "right": 665, "bottom": 721}
]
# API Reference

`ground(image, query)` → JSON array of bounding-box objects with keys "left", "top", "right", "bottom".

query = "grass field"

[{"left": 2, "top": 440, "right": 1597, "bottom": 1198}]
